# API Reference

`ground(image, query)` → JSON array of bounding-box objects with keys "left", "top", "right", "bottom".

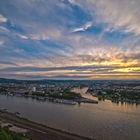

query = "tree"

[{"left": 0, "top": 128, "right": 13, "bottom": 140}]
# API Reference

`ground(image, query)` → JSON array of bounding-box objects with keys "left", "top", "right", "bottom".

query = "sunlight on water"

[{"left": 0, "top": 94, "right": 140, "bottom": 140}]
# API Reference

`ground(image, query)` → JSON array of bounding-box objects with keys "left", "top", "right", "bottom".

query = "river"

[{"left": 0, "top": 94, "right": 139, "bottom": 140}]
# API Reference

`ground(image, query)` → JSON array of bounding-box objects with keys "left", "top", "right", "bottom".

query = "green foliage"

[
  {"left": 0, "top": 128, "right": 29, "bottom": 140},
  {"left": 32, "top": 92, "right": 45, "bottom": 97},
  {"left": 48, "top": 90, "right": 81, "bottom": 100},
  {"left": 0, "top": 128, "right": 12, "bottom": 140},
  {"left": 62, "top": 91, "right": 81, "bottom": 100},
  {"left": 97, "top": 89, "right": 140, "bottom": 102}
]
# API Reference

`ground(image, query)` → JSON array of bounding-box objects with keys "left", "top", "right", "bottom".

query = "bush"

[{"left": 0, "top": 128, "right": 29, "bottom": 140}]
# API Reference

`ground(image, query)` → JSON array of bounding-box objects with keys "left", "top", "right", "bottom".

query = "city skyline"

[{"left": 0, "top": 0, "right": 140, "bottom": 80}]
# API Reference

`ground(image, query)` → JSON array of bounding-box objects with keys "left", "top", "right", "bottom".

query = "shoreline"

[
  {"left": 0, "top": 109, "right": 94, "bottom": 140},
  {"left": 94, "top": 95, "right": 140, "bottom": 104}
]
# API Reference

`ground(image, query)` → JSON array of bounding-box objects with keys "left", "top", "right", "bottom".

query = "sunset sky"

[{"left": 0, "top": 0, "right": 140, "bottom": 80}]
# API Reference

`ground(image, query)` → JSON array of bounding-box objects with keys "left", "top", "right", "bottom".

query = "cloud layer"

[{"left": 0, "top": 0, "right": 140, "bottom": 80}]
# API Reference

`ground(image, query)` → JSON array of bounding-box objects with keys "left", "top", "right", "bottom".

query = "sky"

[{"left": 0, "top": 0, "right": 140, "bottom": 80}]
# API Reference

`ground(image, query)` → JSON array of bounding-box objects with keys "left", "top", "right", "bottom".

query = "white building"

[{"left": 32, "top": 87, "right": 36, "bottom": 92}]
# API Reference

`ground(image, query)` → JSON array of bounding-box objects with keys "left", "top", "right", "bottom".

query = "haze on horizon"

[{"left": 0, "top": 0, "right": 140, "bottom": 80}]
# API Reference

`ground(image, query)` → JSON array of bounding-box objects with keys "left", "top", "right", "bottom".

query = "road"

[{"left": 0, "top": 110, "right": 94, "bottom": 140}]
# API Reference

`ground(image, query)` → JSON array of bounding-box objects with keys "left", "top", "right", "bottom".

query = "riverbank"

[
  {"left": 2, "top": 92, "right": 98, "bottom": 105},
  {"left": 94, "top": 95, "right": 140, "bottom": 105},
  {"left": 0, "top": 109, "right": 94, "bottom": 140}
]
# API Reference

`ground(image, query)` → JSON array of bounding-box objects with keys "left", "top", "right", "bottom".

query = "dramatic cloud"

[
  {"left": 0, "top": 0, "right": 140, "bottom": 80},
  {"left": 75, "top": 0, "right": 140, "bottom": 35}
]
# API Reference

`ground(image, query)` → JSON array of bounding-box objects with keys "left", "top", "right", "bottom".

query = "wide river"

[{"left": 0, "top": 94, "right": 139, "bottom": 140}]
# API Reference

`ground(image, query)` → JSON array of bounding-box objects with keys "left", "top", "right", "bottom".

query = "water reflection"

[{"left": 0, "top": 94, "right": 140, "bottom": 140}]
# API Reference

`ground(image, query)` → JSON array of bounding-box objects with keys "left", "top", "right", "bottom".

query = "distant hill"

[
  {"left": 0, "top": 78, "right": 91, "bottom": 84},
  {"left": 0, "top": 78, "right": 139, "bottom": 85}
]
